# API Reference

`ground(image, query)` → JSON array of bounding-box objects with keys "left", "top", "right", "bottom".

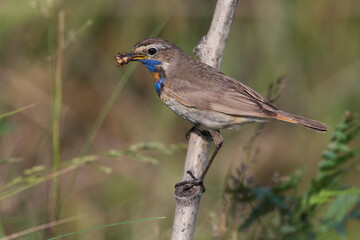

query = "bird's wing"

[
  {"left": 165, "top": 61, "right": 328, "bottom": 132},
  {"left": 167, "top": 69, "right": 279, "bottom": 119}
]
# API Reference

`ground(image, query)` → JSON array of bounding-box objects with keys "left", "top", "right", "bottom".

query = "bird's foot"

[{"left": 175, "top": 170, "right": 205, "bottom": 193}]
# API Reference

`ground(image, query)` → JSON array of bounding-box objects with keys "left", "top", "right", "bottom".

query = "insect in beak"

[{"left": 115, "top": 52, "right": 147, "bottom": 67}]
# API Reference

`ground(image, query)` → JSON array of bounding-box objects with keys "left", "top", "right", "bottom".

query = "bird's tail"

[{"left": 275, "top": 111, "right": 328, "bottom": 132}]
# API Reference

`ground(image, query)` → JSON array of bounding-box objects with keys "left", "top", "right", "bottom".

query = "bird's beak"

[{"left": 115, "top": 52, "right": 147, "bottom": 67}]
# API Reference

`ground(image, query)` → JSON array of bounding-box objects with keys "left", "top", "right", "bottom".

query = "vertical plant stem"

[
  {"left": 171, "top": 0, "right": 238, "bottom": 239},
  {"left": 46, "top": 6, "right": 56, "bottom": 239},
  {"left": 53, "top": 10, "right": 65, "bottom": 222}
]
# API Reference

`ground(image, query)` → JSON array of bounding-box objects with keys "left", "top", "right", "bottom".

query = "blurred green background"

[{"left": 0, "top": 0, "right": 359, "bottom": 239}]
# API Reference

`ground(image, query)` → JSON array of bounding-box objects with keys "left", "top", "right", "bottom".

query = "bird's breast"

[
  {"left": 151, "top": 71, "right": 165, "bottom": 96},
  {"left": 151, "top": 72, "right": 160, "bottom": 83}
]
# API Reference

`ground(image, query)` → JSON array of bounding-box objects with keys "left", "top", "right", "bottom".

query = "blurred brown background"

[{"left": 0, "top": 0, "right": 359, "bottom": 239}]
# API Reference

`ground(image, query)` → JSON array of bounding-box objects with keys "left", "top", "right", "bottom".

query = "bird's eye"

[{"left": 148, "top": 48, "right": 157, "bottom": 55}]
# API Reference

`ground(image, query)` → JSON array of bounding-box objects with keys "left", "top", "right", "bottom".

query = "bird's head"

[{"left": 115, "top": 38, "right": 182, "bottom": 72}]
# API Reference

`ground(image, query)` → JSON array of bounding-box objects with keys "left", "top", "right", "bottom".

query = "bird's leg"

[
  {"left": 198, "top": 130, "right": 223, "bottom": 182},
  {"left": 175, "top": 129, "right": 223, "bottom": 193}
]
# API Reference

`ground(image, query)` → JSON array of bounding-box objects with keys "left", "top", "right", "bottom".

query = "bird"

[{"left": 115, "top": 38, "right": 328, "bottom": 192}]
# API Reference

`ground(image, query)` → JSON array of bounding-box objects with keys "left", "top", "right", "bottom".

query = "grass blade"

[
  {"left": 0, "top": 103, "right": 36, "bottom": 119},
  {"left": 1, "top": 216, "right": 83, "bottom": 240},
  {"left": 52, "top": 10, "right": 65, "bottom": 222},
  {"left": 47, "top": 216, "right": 166, "bottom": 240}
]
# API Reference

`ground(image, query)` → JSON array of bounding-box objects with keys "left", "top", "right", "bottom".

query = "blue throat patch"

[
  {"left": 138, "top": 59, "right": 162, "bottom": 72},
  {"left": 154, "top": 77, "right": 164, "bottom": 95},
  {"left": 138, "top": 59, "right": 164, "bottom": 95}
]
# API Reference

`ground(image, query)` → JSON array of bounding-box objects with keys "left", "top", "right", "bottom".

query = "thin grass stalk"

[{"left": 52, "top": 9, "right": 65, "bottom": 223}]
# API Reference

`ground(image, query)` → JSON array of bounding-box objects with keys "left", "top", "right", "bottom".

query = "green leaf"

[
  {"left": 325, "top": 195, "right": 360, "bottom": 223},
  {"left": 70, "top": 155, "right": 98, "bottom": 165},
  {"left": 23, "top": 165, "right": 46, "bottom": 175},
  {"left": 318, "top": 158, "right": 337, "bottom": 170},
  {"left": 331, "top": 143, "right": 350, "bottom": 152},
  {"left": 310, "top": 188, "right": 360, "bottom": 205},
  {"left": 331, "top": 130, "right": 347, "bottom": 142},
  {"left": 93, "top": 165, "right": 113, "bottom": 174},
  {"left": 321, "top": 150, "right": 336, "bottom": 160},
  {"left": 105, "top": 149, "right": 125, "bottom": 158},
  {"left": 334, "top": 122, "right": 348, "bottom": 131},
  {"left": 344, "top": 126, "right": 360, "bottom": 143}
]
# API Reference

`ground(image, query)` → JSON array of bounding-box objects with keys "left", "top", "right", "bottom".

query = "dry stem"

[{"left": 171, "top": 0, "right": 239, "bottom": 239}]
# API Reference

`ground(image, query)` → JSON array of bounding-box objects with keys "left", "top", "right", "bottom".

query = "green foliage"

[
  {"left": 0, "top": 142, "right": 185, "bottom": 202},
  {"left": 225, "top": 112, "right": 360, "bottom": 240},
  {"left": 106, "top": 142, "right": 187, "bottom": 164}
]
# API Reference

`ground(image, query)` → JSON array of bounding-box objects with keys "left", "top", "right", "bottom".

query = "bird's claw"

[{"left": 175, "top": 170, "right": 205, "bottom": 193}]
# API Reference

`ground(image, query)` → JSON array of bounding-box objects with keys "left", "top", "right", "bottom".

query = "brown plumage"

[
  {"left": 166, "top": 55, "right": 327, "bottom": 132},
  {"left": 115, "top": 38, "right": 328, "bottom": 192}
]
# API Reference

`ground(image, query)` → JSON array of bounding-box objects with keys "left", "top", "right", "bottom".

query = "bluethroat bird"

[{"left": 115, "top": 38, "right": 328, "bottom": 192}]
